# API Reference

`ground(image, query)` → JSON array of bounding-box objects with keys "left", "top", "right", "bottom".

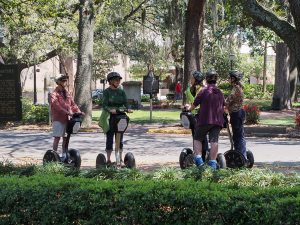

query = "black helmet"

[
  {"left": 192, "top": 71, "right": 205, "bottom": 83},
  {"left": 229, "top": 70, "right": 243, "bottom": 81},
  {"left": 205, "top": 69, "right": 218, "bottom": 82},
  {"left": 107, "top": 72, "right": 122, "bottom": 82}
]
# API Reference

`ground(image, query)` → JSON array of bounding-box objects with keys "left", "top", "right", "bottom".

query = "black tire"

[
  {"left": 246, "top": 150, "right": 254, "bottom": 168},
  {"left": 179, "top": 148, "right": 194, "bottom": 169},
  {"left": 224, "top": 150, "right": 246, "bottom": 169},
  {"left": 43, "top": 150, "right": 60, "bottom": 165},
  {"left": 124, "top": 152, "right": 136, "bottom": 169},
  {"left": 68, "top": 149, "right": 81, "bottom": 169},
  {"left": 96, "top": 153, "right": 107, "bottom": 168},
  {"left": 216, "top": 153, "right": 226, "bottom": 169}
]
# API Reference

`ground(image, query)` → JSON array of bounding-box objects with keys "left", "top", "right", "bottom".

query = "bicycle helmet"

[
  {"left": 55, "top": 74, "right": 69, "bottom": 84},
  {"left": 107, "top": 72, "right": 122, "bottom": 82},
  {"left": 192, "top": 71, "right": 205, "bottom": 83},
  {"left": 205, "top": 69, "right": 218, "bottom": 82},
  {"left": 229, "top": 70, "right": 243, "bottom": 81}
]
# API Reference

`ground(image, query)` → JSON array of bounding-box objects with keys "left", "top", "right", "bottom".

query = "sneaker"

[
  {"left": 194, "top": 155, "right": 204, "bottom": 167},
  {"left": 208, "top": 160, "right": 217, "bottom": 170}
]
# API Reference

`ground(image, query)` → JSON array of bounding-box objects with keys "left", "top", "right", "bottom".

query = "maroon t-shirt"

[{"left": 193, "top": 84, "right": 225, "bottom": 127}]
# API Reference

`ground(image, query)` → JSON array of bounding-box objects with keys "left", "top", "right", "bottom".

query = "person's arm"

[
  {"left": 189, "top": 90, "right": 203, "bottom": 111},
  {"left": 102, "top": 89, "right": 110, "bottom": 112}
]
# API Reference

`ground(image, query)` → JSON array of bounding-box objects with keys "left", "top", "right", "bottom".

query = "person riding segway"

[
  {"left": 180, "top": 71, "right": 211, "bottom": 169},
  {"left": 97, "top": 72, "right": 135, "bottom": 169},
  {"left": 43, "top": 74, "right": 84, "bottom": 168},
  {"left": 184, "top": 69, "right": 227, "bottom": 169},
  {"left": 224, "top": 70, "right": 254, "bottom": 168}
]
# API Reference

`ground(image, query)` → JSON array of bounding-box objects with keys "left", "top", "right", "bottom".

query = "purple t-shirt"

[{"left": 193, "top": 84, "right": 225, "bottom": 127}]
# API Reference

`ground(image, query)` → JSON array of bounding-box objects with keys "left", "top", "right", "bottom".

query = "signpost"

[
  {"left": 143, "top": 71, "right": 159, "bottom": 123},
  {"left": 0, "top": 64, "right": 22, "bottom": 121}
]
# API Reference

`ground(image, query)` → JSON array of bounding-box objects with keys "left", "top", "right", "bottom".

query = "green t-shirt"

[{"left": 102, "top": 87, "right": 128, "bottom": 112}]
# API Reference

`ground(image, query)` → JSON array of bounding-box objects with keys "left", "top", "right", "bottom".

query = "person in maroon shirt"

[
  {"left": 50, "top": 74, "right": 84, "bottom": 160},
  {"left": 188, "top": 70, "right": 225, "bottom": 169}
]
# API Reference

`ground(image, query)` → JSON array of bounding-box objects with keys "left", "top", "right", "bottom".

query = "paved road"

[{"left": 1, "top": 127, "right": 300, "bottom": 170}]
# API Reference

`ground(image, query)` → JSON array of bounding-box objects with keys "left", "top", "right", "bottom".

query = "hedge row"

[{"left": 0, "top": 175, "right": 299, "bottom": 225}]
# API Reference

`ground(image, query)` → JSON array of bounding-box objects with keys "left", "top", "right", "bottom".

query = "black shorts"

[{"left": 194, "top": 125, "right": 221, "bottom": 143}]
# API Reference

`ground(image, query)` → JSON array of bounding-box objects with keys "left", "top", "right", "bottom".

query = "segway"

[
  {"left": 96, "top": 109, "right": 136, "bottom": 169},
  {"left": 179, "top": 109, "right": 226, "bottom": 169},
  {"left": 223, "top": 113, "right": 254, "bottom": 169},
  {"left": 43, "top": 112, "right": 83, "bottom": 169}
]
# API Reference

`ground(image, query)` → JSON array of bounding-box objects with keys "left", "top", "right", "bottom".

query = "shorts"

[
  {"left": 194, "top": 124, "right": 221, "bottom": 143},
  {"left": 52, "top": 121, "right": 67, "bottom": 137}
]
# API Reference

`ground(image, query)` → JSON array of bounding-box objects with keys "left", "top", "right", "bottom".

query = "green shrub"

[
  {"left": 22, "top": 98, "right": 49, "bottom": 123},
  {"left": 141, "top": 94, "right": 150, "bottom": 102},
  {"left": 0, "top": 175, "right": 299, "bottom": 224},
  {"left": 219, "top": 83, "right": 274, "bottom": 100}
]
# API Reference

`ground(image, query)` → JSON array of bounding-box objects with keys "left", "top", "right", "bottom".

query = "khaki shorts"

[{"left": 52, "top": 121, "right": 67, "bottom": 137}]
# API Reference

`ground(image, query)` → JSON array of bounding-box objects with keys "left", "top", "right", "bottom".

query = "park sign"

[
  {"left": 143, "top": 71, "right": 159, "bottom": 95},
  {"left": 0, "top": 64, "right": 22, "bottom": 121}
]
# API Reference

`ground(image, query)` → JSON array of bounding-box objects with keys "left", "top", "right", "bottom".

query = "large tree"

[
  {"left": 183, "top": 0, "right": 206, "bottom": 103},
  {"left": 240, "top": 0, "right": 300, "bottom": 108}
]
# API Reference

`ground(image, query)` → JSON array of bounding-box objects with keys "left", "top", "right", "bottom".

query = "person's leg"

[
  {"left": 53, "top": 137, "right": 60, "bottom": 151},
  {"left": 106, "top": 130, "right": 114, "bottom": 162},
  {"left": 119, "top": 133, "right": 124, "bottom": 162},
  {"left": 52, "top": 121, "right": 65, "bottom": 152},
  {"left": 201, "top": 136, "right": 209, "bottom": 161},
  {"left": 207, "top": 126, "right": 221, "bottom": 169},
  {"left": 193, "top": 126, "right": 209, "bottom": 166},
  {"left": 230, "top": 110, "right": 247, "bottom": 158}
]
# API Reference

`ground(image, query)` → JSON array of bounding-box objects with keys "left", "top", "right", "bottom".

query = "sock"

[{"left": 194, "top": 155, "right": 204, "bottom": 166}]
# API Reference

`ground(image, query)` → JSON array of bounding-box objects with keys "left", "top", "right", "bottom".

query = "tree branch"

[
  {"left": 241, "top": 0, "right": 297, "bottom": 49},
  {"left": 288, "top": 0, "right": 300, "bottom": 33},
  {"left": 122, "top": 0, "right": 150, "bottom": 23}
]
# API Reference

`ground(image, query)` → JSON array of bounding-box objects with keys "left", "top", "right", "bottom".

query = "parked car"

[
  {"left": 92, "top": 89, "right": 103, "bottom": 99},
  {"left": 92, "top": 89, "right": 103, "bottom": 105}
]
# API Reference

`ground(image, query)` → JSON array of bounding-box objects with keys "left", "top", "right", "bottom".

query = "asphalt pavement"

[{"left": 1, "top": 125, "right": 300, "bottom": 171}]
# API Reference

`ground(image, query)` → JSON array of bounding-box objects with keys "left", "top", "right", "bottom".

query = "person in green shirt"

[
  {"left": 99, "top": 72, "right": 131, "bottom": 164},
  {"left": 184, "top": 71, "right": 208, "bottom": 162}
]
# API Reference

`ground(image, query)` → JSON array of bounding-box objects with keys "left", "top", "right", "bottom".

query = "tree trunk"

[
  {"left": 75, "top": 0, "right": 95, "bottom": 127},
  {"left": 272, "top": 43, "right": 291, "bottom": 110},
  {"left": 289, "top": 50, "right": 298, "bottom": 102},
  {"left": 59, "top": 56, "right": 75, "bottom": 96},
  {"left": 183, "top": 0, "right": 206, "bottom": 104},
  {"left": 262, "top": 41, "right": 267, "bottom": 93}
]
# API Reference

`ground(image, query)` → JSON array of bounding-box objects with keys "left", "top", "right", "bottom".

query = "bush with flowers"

[
  {"left": 243, "top": 104, "right": 260, "bottom": 124},
  {"left": 295, "top": 111, "right": 300, "bottom": 128}
]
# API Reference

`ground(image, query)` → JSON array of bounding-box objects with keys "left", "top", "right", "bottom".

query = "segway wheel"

[
  {"left": 216, "top": 153, "right": 226, "bottom": 169},
  {"left": 179, "top": 148, "right": 194, "bottom": 169},
  {"left": 124, "top": 152, "right": 136, "bottom": 169},
  {"left": 224, "top": 150, "right": 246, "bottom": 169},
  {"left": 43, "top": 150, "right": 60, "bottom": 165},
  {"left": 96, "top": 153, "right": 107, "bottom": 168},
  {"left": 68, "top": 149, "right": 81, "bottom": 169},
  {"left": 246, "top": 150, "right": 254, "bottom": 168}
]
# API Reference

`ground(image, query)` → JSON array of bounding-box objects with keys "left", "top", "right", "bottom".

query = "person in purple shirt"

[{"left": 188, "top": 70, "right": 225, "bottom": 169}]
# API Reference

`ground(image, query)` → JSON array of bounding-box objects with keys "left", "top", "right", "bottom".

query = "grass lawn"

[
  {"left": 260, "top": 117, "right": 294, "bottom": 126},
  {"left": 93, "top": 109, "right": 181, "bottom": 124}
]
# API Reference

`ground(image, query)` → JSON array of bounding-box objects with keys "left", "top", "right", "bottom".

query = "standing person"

[
  {"left": 226, "top": 70, "right": 247, "bottom": 159},
  {"left": 50, "top": 74, "right": 84, "bottom": 161},
  {"left": 188, "top": 70, "right": 225, "bottom": 169},
  {"left": 184, "top": 71, "right": 208, "bottom": 161},
  {"left": 175, "top": 81, "right": 182, "bottom": 100},
  {"left": 99, "top": 72, "right": 131, "bottom": 164}
]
